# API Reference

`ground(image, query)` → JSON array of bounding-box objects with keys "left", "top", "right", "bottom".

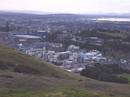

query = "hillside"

[
  {"left": 0, "top": 44, "right": 77, "bottom": 79},
  {"left": 0, "top": 44, "right": 130, "bottom": 97}
]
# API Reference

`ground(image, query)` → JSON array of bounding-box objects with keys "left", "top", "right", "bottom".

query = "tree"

[{"left": 80, "top": 63, "right": 128, "bottom": 84}]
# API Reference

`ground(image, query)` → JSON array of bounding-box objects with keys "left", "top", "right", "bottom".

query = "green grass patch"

[
  {"left": 118, "top": 74, "right": 130, "bottom": 84},
  {"left": 98, "top": 31, "right": 128, "bottom": 39},
  {"left": 0, "top": 88, "right": 109, "bottom": 97}
]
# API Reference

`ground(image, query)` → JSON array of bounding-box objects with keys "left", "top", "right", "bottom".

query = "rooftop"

[{"left": 14, "top": 35, "right": 41, "bottom": 39}]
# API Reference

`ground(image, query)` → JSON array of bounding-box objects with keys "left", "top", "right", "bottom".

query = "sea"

[{"left": 95, "top": 18, "right": 130, "bottom": 22}]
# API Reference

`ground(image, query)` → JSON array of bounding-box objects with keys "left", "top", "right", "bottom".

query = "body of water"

[{"left": 95, "top": 18, "right": 130, "bottom": 22}]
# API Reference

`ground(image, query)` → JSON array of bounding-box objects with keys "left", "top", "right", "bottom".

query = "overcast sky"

[{"left": 0, "top": 0, "right": 130, "bottom": 14}]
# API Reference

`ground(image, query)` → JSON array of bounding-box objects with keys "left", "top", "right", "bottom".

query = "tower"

[{"left": 5, "top": 21, "right": 10, "bottom": 32}]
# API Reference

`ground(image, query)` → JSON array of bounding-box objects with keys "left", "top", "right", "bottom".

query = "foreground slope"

[
  {"left": 0, "top": 44, "right": 78, "bottom": 79},
  {"left": 0, "top": 44, "right": 130, "bottom": 97}
]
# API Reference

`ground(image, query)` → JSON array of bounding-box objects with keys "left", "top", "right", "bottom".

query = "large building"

[
  {"left": 14, "top": 34, "right": 41, "bottom": 49},
  {"left": 30, "top": 30, "right": 48, "bottom": 40}
]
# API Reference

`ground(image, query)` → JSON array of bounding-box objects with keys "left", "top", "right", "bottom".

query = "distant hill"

[{"left": 0, "top": 10, "right": 130, "bottom": 18}]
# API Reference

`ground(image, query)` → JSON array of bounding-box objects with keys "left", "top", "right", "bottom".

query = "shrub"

[{"left": 14, "top": 65, "right": 40, "bottom": 74}]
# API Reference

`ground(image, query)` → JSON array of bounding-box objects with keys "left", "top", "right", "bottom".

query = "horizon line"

[{"left": 0, "top": 10, "right": 130, "bottom": 16}]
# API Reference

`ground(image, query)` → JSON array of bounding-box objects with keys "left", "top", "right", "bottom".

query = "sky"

[{"left": 0, "top": 0, "right": 130, "bottom": 14}]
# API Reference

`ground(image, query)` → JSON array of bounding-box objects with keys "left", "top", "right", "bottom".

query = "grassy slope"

[
  {"left": 97, "top": 31, "right": 128, "bottom": 39},
  {"left": 0, "top": 44, "right": 79, "bottom": 79},
  {"left": 0, "top": 44, "right": 130, "bottom": 97},
  {"left": 118, "top": 74, "right": 130, "bottom": 84}
]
